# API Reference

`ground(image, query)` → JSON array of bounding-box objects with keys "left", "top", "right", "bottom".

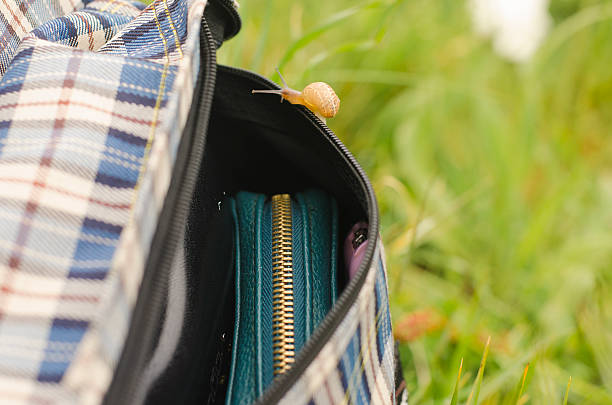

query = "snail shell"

[{"left": 301, "top": 82, "right": 340, "bottom": 118}]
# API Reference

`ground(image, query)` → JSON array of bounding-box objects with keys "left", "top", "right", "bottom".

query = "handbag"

[{"left": 0, "top": 0, "right": 403, "bottom": 404}]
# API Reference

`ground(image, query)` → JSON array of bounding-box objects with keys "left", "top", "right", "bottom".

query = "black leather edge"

[{"left": 204, "top": 0, "right": 242, "bottom": 49}]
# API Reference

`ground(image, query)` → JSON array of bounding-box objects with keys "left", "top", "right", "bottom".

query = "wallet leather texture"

[{"left": 226, "top": 190, "right": 338, "bottom": 405}]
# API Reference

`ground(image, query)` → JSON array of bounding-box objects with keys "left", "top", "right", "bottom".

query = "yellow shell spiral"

[{"left": 301, "top": 82, "right": 340, "bottom": 118}]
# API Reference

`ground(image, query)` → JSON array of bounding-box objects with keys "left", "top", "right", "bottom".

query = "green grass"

[{"left": 219, "top": 0, "right": 612, "bottom": 403}]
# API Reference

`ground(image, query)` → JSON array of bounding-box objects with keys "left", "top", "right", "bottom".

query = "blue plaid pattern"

[
  {"left": 278, "top": 243, "right": 396, "bottom": 405},
  {"left": 0, "top": 0, "right": 397, "bottom": 403},
  {"left": 0, "top": 0, "right": 79, "bottom": 76},
  {"left": 0, "top": 0, "right": 206, "bottom": 402}
]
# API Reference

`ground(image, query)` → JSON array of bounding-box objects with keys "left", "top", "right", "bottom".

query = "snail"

[{"left": 252, "top": 69, "right": 340, "bottom": 122}]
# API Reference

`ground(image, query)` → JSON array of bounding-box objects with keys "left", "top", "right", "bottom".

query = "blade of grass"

[
  {"left": 546, "top": 361, "right": 612, "bottom": 404},
  {"left": 275, "top": 1, "right": 385, "bottom": 74},
  {"left": 408, "top": 340, "right": 432, "bottom": 404},
  {"left": 303, "top": 41, "right": 377, "bottom": 76},
  {"left": 309, "top": 68, "right": 417, "bottom": 86},
  {"left": 517, "top": 396, "right": 529, "bottom": 405},
  {"left": 372, "top": 0, "right": 409, "bottom": 42},
  {"left": 479, "top": 333, "right": 565, "bottom": 400},
  {"left": 537, "top": 3, "right": 612, "bottom": 66},
  {"left": 450, "top": 358, "right": 464, "bottom": 405},
  {"left": 249, "top": 0, "right": 273, "bottom": 72},
  {"left": 516, "top": 363, "right": 530, "bottom": 405},
  {"left": 563, "top": 376, "right": 572, "bottom": 405},
  {"left": 466, "top": 337, "right": 491, "bottom": 405}
]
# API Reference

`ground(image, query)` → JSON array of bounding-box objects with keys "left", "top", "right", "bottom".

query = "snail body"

[{"left": 252, "top": 70, "right": 340, "bottom": 121}]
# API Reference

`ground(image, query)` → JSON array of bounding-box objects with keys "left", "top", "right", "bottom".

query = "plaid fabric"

[
  {"left": 0, "top": 0, "right": 206, "bottom": 402},
  {"left": 278, "top": 242, "right": 396, "bottom": 405},
  {"left": 0, "top": 0, "right": 78, "bottom": 76}
]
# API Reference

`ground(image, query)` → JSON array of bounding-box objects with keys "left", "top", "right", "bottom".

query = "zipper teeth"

[{"left": 271, "top": 194, "right": 295, "bottom": 375}]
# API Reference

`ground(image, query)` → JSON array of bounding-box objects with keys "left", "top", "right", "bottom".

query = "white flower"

[{"left": 469, "top": 0, "right": 552, "bottom": 62}]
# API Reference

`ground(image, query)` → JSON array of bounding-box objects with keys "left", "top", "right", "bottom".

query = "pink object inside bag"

[{"left": 344, "top": 222, "right": 369, "bottom": 280}]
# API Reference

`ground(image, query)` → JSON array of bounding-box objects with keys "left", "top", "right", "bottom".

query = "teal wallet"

[{"left": 225, "top": 190, "right": 339, "bottom": 405}]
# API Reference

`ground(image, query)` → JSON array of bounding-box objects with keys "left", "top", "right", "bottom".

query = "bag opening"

[{"left": 144, "top": 66, "right": 373, "bottom": 405}]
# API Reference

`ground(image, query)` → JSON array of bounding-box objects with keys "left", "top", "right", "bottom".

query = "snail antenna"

[{"left": 276, "top": 68, "right": 289, "bottom": 89}]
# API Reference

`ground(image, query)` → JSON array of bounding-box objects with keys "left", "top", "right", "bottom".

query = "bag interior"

[{"left": 145, "top": 66, "right": 371, "bottom": 404}]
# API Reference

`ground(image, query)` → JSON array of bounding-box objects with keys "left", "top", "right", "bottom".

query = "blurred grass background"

[{"left": 218, "top": 0, "right": 612, "bottom": 403}]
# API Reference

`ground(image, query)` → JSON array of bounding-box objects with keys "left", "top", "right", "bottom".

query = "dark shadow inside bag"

[{"left": 146, "top": 66, "right": 370, "bottom": 405}]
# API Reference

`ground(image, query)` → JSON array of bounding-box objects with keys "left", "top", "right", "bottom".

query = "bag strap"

[{"left": 204, "top": 0, "right": 242, "bottom": 49}]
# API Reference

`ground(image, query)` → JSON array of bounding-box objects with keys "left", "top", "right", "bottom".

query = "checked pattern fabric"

[
  {"left": 278, "top": 244, "right": 397, "bottom": 405},
  {"left": 0, "top": 0, "right": 206, "bottom": 402}
]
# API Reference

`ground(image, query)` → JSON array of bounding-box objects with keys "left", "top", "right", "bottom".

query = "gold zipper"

[{"left": 271, "top": 194, "right": 295, "bottom": 375}]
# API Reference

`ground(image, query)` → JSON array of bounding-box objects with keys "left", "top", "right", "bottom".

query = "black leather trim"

[{"left": 204, "top": 0, "right": 241, "bottom": 49}]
